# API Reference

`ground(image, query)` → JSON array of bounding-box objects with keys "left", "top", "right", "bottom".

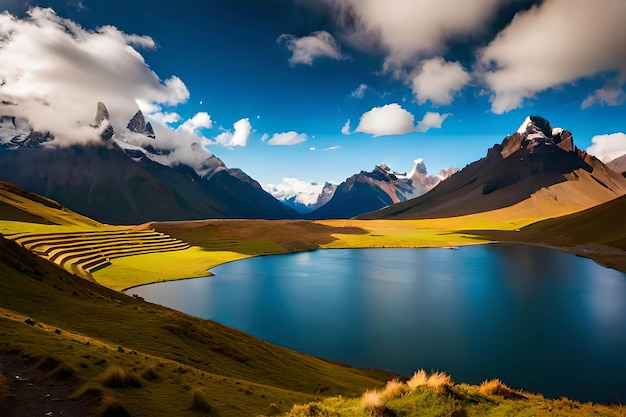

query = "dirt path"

[{"left": 0, "top": 354, "right": 95, "bottom": 417}]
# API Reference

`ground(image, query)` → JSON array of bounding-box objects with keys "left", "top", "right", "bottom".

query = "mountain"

[
  {"left": 0, "top": 103, "right": 298, "bottom": 224},
  {"left": 359, "top": 116, "right": 626, "bottom": 220},
  {"left": 607, "top": 154, "right": 626, "bottom": 175},
  {"left": 268, "top": 181, "right": 338, "bottom": 214},
  {"left": 308, "top": 159, "right": 453, "bottom": 219}
]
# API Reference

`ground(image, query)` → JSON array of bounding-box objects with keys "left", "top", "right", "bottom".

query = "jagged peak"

[
  {"left": 94, "top": 102, "right": 114, "bottom": 141},
  {"left": 94, "top": 101, "right": 110, "bottom": 127},
  {"left": 408, "top": 158, "right": 427, "bottom": 178},
  {"left": 127, "top": 110, "right": 155, "bottom": 138}
]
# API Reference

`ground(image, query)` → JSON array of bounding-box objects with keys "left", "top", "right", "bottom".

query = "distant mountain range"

[
  {"left": 607, "top": 154, "right": 626, "bottom": 175},
  {"left": 0, "top": 103, "right": 298, "bottom": 224},
  {"left": 306, "top": 160, "right": 456, "bottom": 219},
  {"left": 360, "top": 116, "right": 626, "bottom": 220},
  {"left": 2, "top": 109, "right": 624, "bottom": 225}
]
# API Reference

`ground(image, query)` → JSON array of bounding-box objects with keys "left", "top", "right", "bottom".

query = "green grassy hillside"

[
  {"left": 0, "top": 236, "right": 392, "bottom": 416},
  {"left": 2, "top": 180, "right": 625, "bottom": 415}
]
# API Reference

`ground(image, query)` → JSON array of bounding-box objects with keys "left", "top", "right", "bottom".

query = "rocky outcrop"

[
  {"left": 94, "top": 102, "right": 114, "bottom": 141},
  {"left": 127, "top": 110, "right": 155, "bottom": 138}
]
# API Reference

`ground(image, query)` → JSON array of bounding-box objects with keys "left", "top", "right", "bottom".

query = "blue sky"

[{"left": 1, "top": 0, "right": 626, "bottom": 192}]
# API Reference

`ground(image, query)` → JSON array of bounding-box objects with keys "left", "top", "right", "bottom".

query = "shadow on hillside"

[{"left": 152, "top": 220, "right": 369, "bottom": 255}]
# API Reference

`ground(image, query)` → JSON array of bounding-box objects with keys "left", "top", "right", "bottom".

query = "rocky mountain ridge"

[
  {"left": 360, "top": 116, "right": 626, "bottom": 220},
  {"left": 0, "top": 102, "right": 298, "bottom": 224}
]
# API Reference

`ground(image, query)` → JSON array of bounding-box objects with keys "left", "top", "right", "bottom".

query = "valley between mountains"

[{"left": 2, "top": 113, "right": 626, "bottom": 416}]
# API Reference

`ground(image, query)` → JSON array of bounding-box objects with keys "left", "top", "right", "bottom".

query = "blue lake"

[{"left": 130, "top": 245, "right": 626, "bottom": 403}]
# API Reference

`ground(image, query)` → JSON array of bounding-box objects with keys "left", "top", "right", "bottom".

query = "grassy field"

[
  {"left": 93, "top": 210, "right": 545, "bottom": 290},
  {"left": 3, "top": 182, "right": 626, "bottom": 415},
  {"left": 0, "top": 237, "right": 393, "bottom": 416},
  {"left": 284, "top": 370, "right": 625, "bottom": 417}
]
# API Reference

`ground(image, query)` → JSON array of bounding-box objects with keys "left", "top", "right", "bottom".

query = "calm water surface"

[{"left": 131, "top": 245, "right": 626, "bottom": 403}]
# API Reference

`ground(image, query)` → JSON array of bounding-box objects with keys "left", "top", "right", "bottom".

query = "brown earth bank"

[{"left": 0, "top": 354, "right": 96, "bottom": 417}]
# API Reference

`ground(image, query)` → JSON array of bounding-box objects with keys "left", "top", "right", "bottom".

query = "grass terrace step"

[
  {"left": 57, "top": 241, "right": 190, "bottom": 266},
  {"left": 16, "top": 230, "right": 164, "bottom": 248},
  {"left": 45, "top": 236, "right": 179, "bottom": 262},
  {"left": 4, "top": 228, "right": 191, "bottom": 279}
]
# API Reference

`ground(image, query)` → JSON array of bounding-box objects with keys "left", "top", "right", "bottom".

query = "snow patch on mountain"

[{"left": 265, "top": 178, "right": 326, "bottom": 206}]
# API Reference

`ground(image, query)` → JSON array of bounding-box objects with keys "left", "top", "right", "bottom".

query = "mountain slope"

[
  {"left": 607, "top": 153, "right": 626, "bottom": 174},
  {"left": 0, "top": 103, "right": 298, "bottom": 224},
  {"left": 360, "top": 116, "right": 626, "bottom": 220},
  {"left": 0, "top": 234, "right": 392, "bottom": 416},
  {"left": 309, "top": 160, "right": 448, "bottom": 219},
  {"left": 0, "top": 180, "right": 102, "bottom": 227}
]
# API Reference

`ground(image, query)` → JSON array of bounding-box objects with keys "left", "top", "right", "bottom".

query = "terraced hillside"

[{"left": 3, "top": 228, "right": 190, "bottom": 280}]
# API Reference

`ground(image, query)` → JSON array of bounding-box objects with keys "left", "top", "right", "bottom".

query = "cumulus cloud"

[
  {"left": 278, "top": 30, "right": 346, "bottom": 66},
  {"left": 586, "top": 133, "right": 626, "bottom": 163},
  {"left": 350, "top": 84, "right": 368, "bottom": 98},
  {"left": 410, "top": 57, "right": 471, "bottom": 105},
  {"left": 149, "top": 112, "right": 181, "bottom": 125},
  {"left": 178, "top": 112, "right": 212, "bottom": 133},
  {"left": 354, "top": 103, "right": 415, "bottom": 137},
  {"left": 416, "top": 112, "right": 450, "bottom": 132},
  {"left": 212, "top": 118, "right": 252, "bottom": 147},
  {"left": 138, "top": 117, "right": 213, "bottom": 170},
  {"left": 0, "top": 7, "right": 190, "bottom": 144},
  {"left": 332, "top": 0, "right": 501, "bottom": 69},
  {"left": 267, "top": 131, "right": 308, "bottom": 146},
  {"left": 479, "top": 0, "right": 626, "bottom": 113},
  {"left": 354, "top": 104, "right": 450, "bottom": 136},
  {"left": 581, "top": 81, "right": 626, "bottom": 109},
  {"left": 264, "top": 178, "right": 324, "bottom": 205}
]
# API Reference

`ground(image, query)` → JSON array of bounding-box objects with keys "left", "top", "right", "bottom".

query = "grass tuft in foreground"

[
  {"left": 100, "top": 366, "right": 143, "bottom": 389},
  {"left": 191, "top": 388, "right": 212, "bottom": 413},
  {"left": 285, "top": 370, "right": 626, "bottom": 417}
]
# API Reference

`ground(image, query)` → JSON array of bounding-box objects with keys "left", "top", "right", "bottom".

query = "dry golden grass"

[
  {"left": 380, "top": 379, "right": 407, "bottom": 401},
  {"left": 406, "top": 370, "right": 453, "bottom": 392},
  {"left": 100, "top": 366, "right": 143, "bottom": 389},
  {"left": 478, "top": 379, "right": 514, "bottom": 397},
  {"left": 361, "top": 389, "right": 384, "bottom": 414},
  {"left": 191, "top": 388, "right": 212, "bottom": 413},
  {"left": 426, "top": 371, "right": 453, "bottom": 389},
  {"left": 407, "top": 369, "right": 428, "bottom": 391}
]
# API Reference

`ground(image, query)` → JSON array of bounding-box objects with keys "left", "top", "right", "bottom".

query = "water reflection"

[{"left": 131, "top": 245, "right": 626, "bottom": 403}]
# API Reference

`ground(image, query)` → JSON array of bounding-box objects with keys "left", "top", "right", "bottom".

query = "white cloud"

[
  {"left": 355, "top": 103, "right": 415, "bottom": 137},
  {"left": 479, "top": 0, "right": 626, "bottom": 114},
  {"left": 333, "top": 0, "right": 501, "bottom": 69},
  {"left": 581, "top": 80, "right": 626, "bottom": 109},
  {"left": 267, "top": 131, "right": 308, "bottom": 146},
  {"left": 309, "top": 147, "right": 316, "bottom": 151},
  {"left": 0, "top": 7, "right": 190, "bottom": 144},
  {"left": 410, "top": 57, "right": 470, "bottom": 105},
  {"left": 264, "top": 178, "right": 324, "bottom": 205},
  {"left": 178, "top": 112, "right": 212, "bottom": 133},
  {"left": 586, "top": 133, "right": 626, "bottom": 163},
  {"left": 212, "top": 118, "right": 251, "bottom": 147},
  {"left": 322, "top": 146, "right": 341, "bottom": 151},
  {"left": 149, "top": 112, "right": 181, "bottom": 125},
  {"left": 416, "top": 112, "right": 450, "bottom": 132},
  {"left": 350, "top": 84, "right": 368, "bottom": 98},
  {"left": 341, "top": 119, "right": 351, "bottom": 135},
  {"left": 278, "top": 30, "right": 346, "bottom": 66},
  {"left": 260, "top": 133, "right": 269, "bottom": 142}
]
